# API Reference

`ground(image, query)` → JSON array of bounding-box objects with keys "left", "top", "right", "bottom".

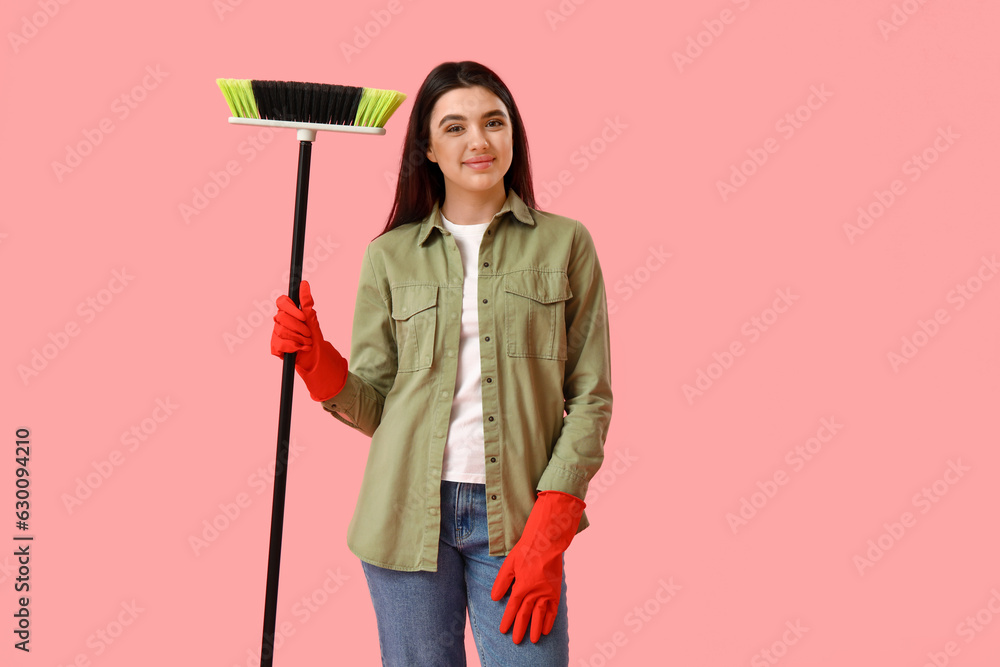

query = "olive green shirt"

[{"left": 321, "top": 188, "right": 613, "bottom": 572}]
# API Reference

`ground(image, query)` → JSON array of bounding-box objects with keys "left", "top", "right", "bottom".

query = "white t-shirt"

[{"left": 439, "top": 212, "right": 490, "bottom": 484}]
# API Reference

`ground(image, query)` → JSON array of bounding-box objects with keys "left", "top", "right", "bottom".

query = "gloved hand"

[
  {"left": 271, "top": 280, "right": 348, "bottom": 402},
  {"left": 490, "top": 490, "right": 586, "bottom": 644}
]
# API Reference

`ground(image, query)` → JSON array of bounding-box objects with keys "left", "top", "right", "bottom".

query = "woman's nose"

[{"left": 467, "top": 128, "right": 488, "bottom": 148}]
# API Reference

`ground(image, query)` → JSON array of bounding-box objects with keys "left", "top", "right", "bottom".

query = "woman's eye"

[{"left": 445, "top": 120, "right": 502, "bottom": 133}]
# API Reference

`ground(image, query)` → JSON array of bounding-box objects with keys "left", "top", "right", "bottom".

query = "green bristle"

[
  {"left": 216, "top": 78, "right": 259, "bottom": 119},
  {"left": 355, "top": 87, "right": 407, "bottom": 128}
]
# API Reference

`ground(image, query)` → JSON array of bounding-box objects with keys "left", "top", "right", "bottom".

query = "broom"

[{"left": 216, "top": 78, "right": 406, "bottom": 667}]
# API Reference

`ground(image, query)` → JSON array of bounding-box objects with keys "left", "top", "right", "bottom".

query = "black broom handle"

[{"left": 261, "top": 138, "right": 312, "bottom": 667}]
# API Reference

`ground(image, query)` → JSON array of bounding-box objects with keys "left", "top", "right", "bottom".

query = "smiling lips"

[{"left": 463, "top": 156, "right": 494, "bottom": 170}]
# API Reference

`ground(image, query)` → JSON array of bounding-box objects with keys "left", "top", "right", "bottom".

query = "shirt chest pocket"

[
  {"left": 390, "top": 285, "right": 438, "bottom": 372},
  {"left": 504, "top": 270, "right": 573, "bottom": 361}
]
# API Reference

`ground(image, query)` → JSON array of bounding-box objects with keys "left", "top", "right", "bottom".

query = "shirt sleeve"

[
  {"left": 536, "top": 219, "right": 613, "bottom": 500},
  {"left": 320, "top": 244, "right": 396, "bottom": 437}
]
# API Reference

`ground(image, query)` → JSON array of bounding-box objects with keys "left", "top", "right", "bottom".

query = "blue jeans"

[{"left": 361, "top": 480, "right": 570, "bottom": 666}]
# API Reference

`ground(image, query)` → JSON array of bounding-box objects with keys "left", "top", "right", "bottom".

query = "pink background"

[{"left": 4, "top": 0, "right": 999, "bottom": 664}]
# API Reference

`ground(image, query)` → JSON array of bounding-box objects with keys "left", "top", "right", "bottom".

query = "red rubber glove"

[
  {"left": 490, "top": 490, "right": 586, "bottom": 644},
  {"left": 270, "top": 280, "right": 348, "bottom": 402}
]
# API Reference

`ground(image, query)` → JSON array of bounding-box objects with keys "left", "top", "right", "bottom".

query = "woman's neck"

[{"left": 440, "top": 185, "right": 506, "bottom": 225}]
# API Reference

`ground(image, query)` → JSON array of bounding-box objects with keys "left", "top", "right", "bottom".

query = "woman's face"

[{"left": 425, "top": 85, "right": 514, "bottom": 201}]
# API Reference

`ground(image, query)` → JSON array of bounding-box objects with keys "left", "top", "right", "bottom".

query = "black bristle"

[
  {"left": 309, "top": 84, "right": 322, "bottom": 123},
  {"left": 287, "top": 81, "right": 299, "bottom": 120},
  {"left": 345, "top": 86, "right": 363, "bottom": 126},
  {"left": 249, "top": 80, "right": 368, "bottom": 126},
  {"left": 268, "top": 81, "right": 282, "bottom": 120},
  {"left": 249, "top": 80, "right": 265, "bottom": 117},
  {"left": 321, "top": 86, "right": 335, "bottom": 124},
  {"left": 299, "top": 83, "right": 312, "bottom": 122},
  {"left": 332, "top": 85, "right": 349, "bottom": 125}
]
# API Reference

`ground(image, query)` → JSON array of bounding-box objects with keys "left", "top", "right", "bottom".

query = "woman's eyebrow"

[{"left": 437, "top": 109, "right": 508, "bottom": 128}]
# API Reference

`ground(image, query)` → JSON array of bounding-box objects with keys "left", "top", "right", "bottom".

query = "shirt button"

[
  {"left": 484, "top": 336, "right": 490, "bottom": 342},
  {"left": 488, "top": 416, "right": 494, "bottom": 422},
  {"left": 491, "top": 495, "right": 497, "bottom": 500},
  {"left": 441, "top": 390, "right": 448, "bottom": 397},
  {"left": 490, "top": 457, "right": 496, "bottom": 463},
  {"left": 486, "top": 377, "right": 492, "bottom": 383},
  {"left": 483, "top": 262, "right": 489, "bottom": 267},
  {"left": 482, "top": 299, "right": 488, "bottom": 304}
]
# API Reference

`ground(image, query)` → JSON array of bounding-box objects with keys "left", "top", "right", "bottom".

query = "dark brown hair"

[{"left": 377, "top": 61, "right": 536, "bottom": 238}]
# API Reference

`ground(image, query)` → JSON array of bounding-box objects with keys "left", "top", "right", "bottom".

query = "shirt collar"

[{"left": 417, "top": 188, "right": 535, "bottom": 247}]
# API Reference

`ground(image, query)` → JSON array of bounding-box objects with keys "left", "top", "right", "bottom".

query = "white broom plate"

[{"left": 228, "top": 117, "right": 387, "bottom": 135}]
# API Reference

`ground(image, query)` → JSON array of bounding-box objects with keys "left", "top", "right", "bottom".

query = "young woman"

[{"left": 270, "top": 60, "right": 613, "bottom": 666}]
